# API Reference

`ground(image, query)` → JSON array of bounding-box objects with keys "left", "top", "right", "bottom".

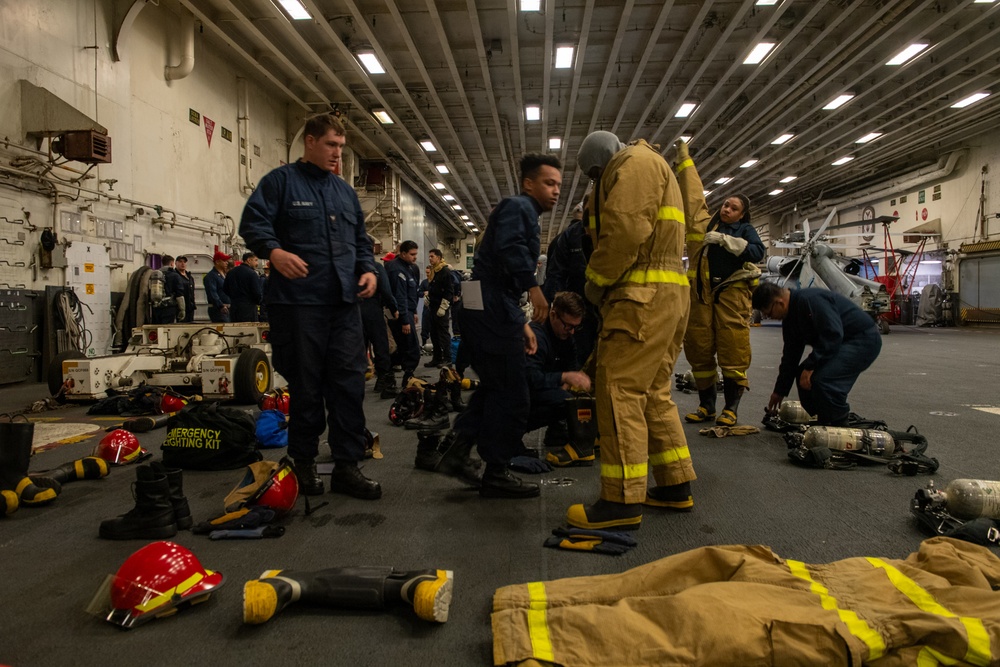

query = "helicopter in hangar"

[{"left": 761, "top": 208, "right": 895, "bottom": 334}]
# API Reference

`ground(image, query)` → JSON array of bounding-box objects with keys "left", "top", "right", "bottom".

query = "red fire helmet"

[{"left": 93, "top": 430, "right": 149, "bottom": 465}]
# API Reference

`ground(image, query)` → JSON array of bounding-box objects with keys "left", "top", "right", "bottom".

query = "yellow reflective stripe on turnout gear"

[
  {"left": 786, "top": 560, "right": 886, "bottom": 660},
  {"left": 675, "top": 158, "right": 694, "bottom": 174},
  {"left": 658, "top": 206, "right": 685, "bottom": 225},
  {"left": 866, "top": 558, "right": 992, "bottom": 666},
  {"left": 649, "top": 447, "right": 692, "bottom": 467},
  {"left": 686, "top": 232, "right": 704, "bottom": 242},
  {"left": 917, "top": 646, "right": 960, "bottom": 667},
  {"left": 601, "top": 462, "right": 648, "bottom": 480},
  {"left": 526, "top": 582, "right": 555, "bottom": 662},
  {"left": 586, "top": 266, "right": 689, "bottom": 288},
  {"left": 134, "top": 571, "right": 205, "bottom": 613},
  {"left": 721, "top": 369, "right": 748, "bottom": 380},
  {"left": 692, "top": 370, "right": 718, "bottom": 379}
]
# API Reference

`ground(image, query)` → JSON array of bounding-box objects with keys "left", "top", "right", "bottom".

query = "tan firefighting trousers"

[
  {"left": 684, "top": 281, "right": 753, "bottom": 389},
  {"left": 595, "top": 281, "right": 695, "bottom": 504},
  {"left": 492, "top": 537, "right": 1000, "bottom": 666}
]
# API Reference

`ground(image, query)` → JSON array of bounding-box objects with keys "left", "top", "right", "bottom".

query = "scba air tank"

[
  {"left": 802, "top": 426, "right": 896, "bottom": 458},
  {"left": 779, "top": 401, "right": 815, "bottom": 424},
  {"left": 936, "top": 479, "right": 1000, "bottom": 521}
]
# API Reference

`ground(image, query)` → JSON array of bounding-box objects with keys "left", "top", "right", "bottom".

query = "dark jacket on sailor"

[
  {"left": 526, "top": 319, "right": 577, "bottom": 392},
  {"left": 238, "top": 160, "right": 375, "bottom": 306},
  {"left": 774, "top": 288, "right": 878, "bottom": 396},
  {"left": 386, "top": 257, "right": 419, "bottom": 327},
  {"left": 544, "top": 218, "right": 593, "bottom": 303},
  {"left": 704, "top": 214, "right": 766, "bottom": 282}
]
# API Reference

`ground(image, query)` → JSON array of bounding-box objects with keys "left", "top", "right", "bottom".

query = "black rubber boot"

[
  {"left": 448, "top": 382, "right": 465, "bottom": 413},
  {"left": 98, "top": 465, "right": 178, "bottom": 540},
  {"left": 684, "top": 386, "right": 717, "bottom": 423},
  {"left": 290, "top": 458, "right": 324, "bottom": 496},
  {"left": 329, "top": 461, "right": 381, "bottom": 500},
  {"left": 479, "top": 465, "right": 540, "bottom": 499},
  {"left": 566, "top": 498, "right": 642, "bottom": 530},
  {"left": 36, "top": 456, "right": 109, "bottom": 485},
  {"left": 404, "top": 395, "right": 450, "bottom": 431},
  {"left": 243, "top": 566, "right": 453, "bottom": 625},
  {"left": 414, "top": 431, "right": 443, "bottom": 471},
  {"left": 432, "top": 430, "right": 481, "bottom": 486},
  {"left": 542, "top": 420, "right": 569, "bottom": 447},
  {"left": 150, "top": 461, "right": 192, "bottom": 530},
  {"left": 0, "top": 416, "right": 60, "bottom": 509},
  {"left": 644, "top": 481, "right": 694, "bottom": 510},
  {"left": 716, "top": 379, "right": 745, "bottom": 426},
  {"left": 379, "top": 377, "right": 399, "bottom": 400},
  {"left": 547, "top": 395, "right": 597, "bottom": 467}
]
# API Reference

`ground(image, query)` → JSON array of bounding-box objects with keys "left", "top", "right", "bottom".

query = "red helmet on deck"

[
  {"left": 160, "top": 392, "right": 188, "bottom": 414},
  {"left": 94, "top": 430, "right": 149, "bottom": 465},
  {"left": 101, "top": 541, "right": 224, "bottom": 629},
  {"left": 224, "top": 460, "right": 299, "bottom": 516},
  {"left": 258, "top": 388, "right": 290, "bottom": 415}
]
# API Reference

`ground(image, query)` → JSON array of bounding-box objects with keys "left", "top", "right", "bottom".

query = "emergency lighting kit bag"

[{"left": 161, "top": 403, "right": 261, "bottom": 470}]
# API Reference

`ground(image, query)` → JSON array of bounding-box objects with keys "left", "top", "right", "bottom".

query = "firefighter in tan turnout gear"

[
  {"left": 565, "top": 131, "right": 697, "bottom": 531},
  {"left": 675, "top": 141, "right": 765, "bottom": 427}
]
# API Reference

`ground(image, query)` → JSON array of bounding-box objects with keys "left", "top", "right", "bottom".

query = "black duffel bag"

[{"left": 161, "top": 402, "right": 262, "bottom": 470}]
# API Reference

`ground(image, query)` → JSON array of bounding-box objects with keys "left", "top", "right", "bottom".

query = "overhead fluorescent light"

[
  {"left": 923, "top": 260, "right": 943, "bottom": 264},
  {"left": 769, "top": 189, "right": 784, "bottom": 196},
  {"left": 823, "top": 94, "right": 854, "bottom": 110},
  {"left": 451, "top": 205, "right": 462, "bottom": 211},
  {"left": 886, "top": 43, "right": 928, "bottom": 66},
  {"left": 779, "top": 176, "right": 797, "bottom": 183},
  {"left": 974, "top": 0, "right": 997, "bottom": 3},
  {"left": 740, "top": 159, "right": 759, "bottom": 169},
  {"left": 715, "top": 177, "right": 732, "bottom": 185},
  {"left": 432, "top": 182, "right": 446, "bottom": 190},
  {"left": 465, "top": 221, "right": 474, "bottom": 226},
  {"left": 520, "top": 0, "right": 541, "bottom": 9},
  {"left": 855, "top": 132, "right": 882, "bottom": 144},
  {"left": 372, "top": 109, "right": 393, "bottom": 124},
  {"left": 357, "top": 51, "right": 386, "bottom": 74},
  {"left": 526, "top": 105, "right": 541, "bottom": 121},
  {"left": 744, "top": 42, "right": 776, "bottom": 65},
  {"left": 702, "top": 190, "right": 712, "bottom": 197},
  {"left": 756, "top": 0, "right": 779, "bottom": 4},
  {"left": 831, "top": 156, "right": 855, "bottom": 166},
  {"left": 420, "top": 140, "right": 437, "bottom": 152},
  {"left": 771, "top": 133, "right": 794, "bottom": 145},
  {"left": 460, "top": 215, "right": 470, "bottom": 221},
  {"left": 951, "top": 92, "right": 990, "bottom": 108},
  {"left": 278, "top": 0, "right": 311, "bottom": 20},
  {"left": 442, "top": 194, "right": 456, "bottom": 202},
  {"left": 471, "top": 228, "right": 480, "bottom": 233},
  {"left": 555, "top": 46, "right": 575, "bottom": 69},
  {"left": 435, "top": 164, "right": 449, "bottom": 174},
  {"left": 679, "top": 135, "right": 692, "bottom": 143},
  {"left": 675, "top": 102, "right": 698, "bottom": 118},
  {"left": 548, "top": 137, "right": 562, "bottom": 150}
]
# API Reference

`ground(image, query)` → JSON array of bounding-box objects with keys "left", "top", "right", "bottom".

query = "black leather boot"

[
  {"left": 329, "top": 461, "right": 381, "bottom": 500},
  {"left": 684, "top": 386, "right": 717, "bottom": 423},
  {"left": 717, "top": 379, "right": 745, "bottom": 426},
  {"left": 432, "top": 430, "right": 481, "bottom": 486},
  {"left": 479, "top": 465, "right": 540, "bottom": 499},
  {"left": 290, "top": 458, "right": 324, "bottom": 496},
  {"left": 98, "top": 465, "right": 178, "bottom": 539},
  {"left": 414, "top": 431, "right": 443, "bottom": 471},
  {"left": 448, "top": 382, "right": 466, "bottom": 412},
  {"left": 150, "top": 461, "right": 193, "bottom": 530},
  {"left": 0, "top": 416, "right": 60, "bottom": 510},
  {"left": 404, "top": 395, "right": 450, "bottom": 431},
  {"left": 243, "top": 566, "right": 453, "bottom": 624}
]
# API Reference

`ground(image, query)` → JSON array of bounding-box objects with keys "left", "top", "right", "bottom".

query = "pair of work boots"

[
  {"left": 373, "top": 374, "right": 399, "bottom": 400},
  {"left": 414, "top": 430, "right": 539, "bottom": 499},
  {"left": 685, "top": 379, "right": 745, "bottom": 427},
  {"left": 99, "top": 462, "right": 192, "bottom": 539},
  {"left": 244, "top": 566, "right": 453, "bottom": 625},
  {"left": 565, "top": 482, "right": 695, "bottom": 531},
  {"left": 290, "top": 459, "right": 381, "bottom": 500},
  {"left": 403, "top": 385, "right": 465, "bottom": 431}
]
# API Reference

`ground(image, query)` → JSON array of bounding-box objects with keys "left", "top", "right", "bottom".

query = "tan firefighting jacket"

[{"left": 492, "top": 538, "right": 1000, "bottom": 666}]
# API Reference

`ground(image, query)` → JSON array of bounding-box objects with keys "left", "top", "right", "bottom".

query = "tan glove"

[
  {"left": 718, "top": 234, "right": 748, "bottom": 256},
  {"left": 674, "top": 139, "right": 690, "bottom": 162},
  {"left": 584, "top": 281, "right": 605, "bottom": 307},
  {"left": 436, "top": 300, "right": 450, "bottom": 317},
  {"left": 175, "top": 296, "right": 186, "bottom": 318}
]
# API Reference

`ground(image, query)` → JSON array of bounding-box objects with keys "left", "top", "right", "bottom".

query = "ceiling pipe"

[
  {"left": 800, "top": 149, "right": 966, "bottom": 217},
  {"left": 165, "top": 10, "right": 195, "bottom": 81}
]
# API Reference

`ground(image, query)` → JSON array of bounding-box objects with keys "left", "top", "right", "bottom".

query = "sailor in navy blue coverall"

[
  {"left": 755, "top": 284, "right": 881, "bottom": 426},
  {"left": 386, "top": 241, "right": 421, "bottom": 384},
  {"left": 239, "top": 113, "right": 381, "bottom": 501},
  {"left": 433, "top": 154, "right": 562, "bottom": 499}
]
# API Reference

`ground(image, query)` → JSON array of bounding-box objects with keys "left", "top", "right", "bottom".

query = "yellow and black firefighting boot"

[
  {"left": 547, "top": 395, "right": 597, "bottom": 467},
  {"left": 38, "top": 456, "right": 109, "bottom": 485},
  {"left": 716, "top": 379, "right": 745, "bottom": 427},
  {"left": 643, "top": 481, "right": 694, "bottom": 511},
  {"left": 243, "top": 567, "right": 453, "bottom": 624},
  {"left": 0, "top": 415, "right": 60, "bottom": 510},
  {"left": 684, "top": 386, "right": 717, "bottom": 423},
  {"left": 566, "top": 499, "right": 642, "bottom": 530}
]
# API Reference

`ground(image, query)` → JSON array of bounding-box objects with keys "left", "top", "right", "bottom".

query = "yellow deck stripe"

[{"left": 526, "top": 582, "right": 554, "bottom": 662}]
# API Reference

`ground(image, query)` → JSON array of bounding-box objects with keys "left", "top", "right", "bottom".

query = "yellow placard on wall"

[
  {"left": 84, "top": 263, "right": 94, "bottom": 273},
  {"left": 85, "top": 284, "right": 95, "bottom": 294}
]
